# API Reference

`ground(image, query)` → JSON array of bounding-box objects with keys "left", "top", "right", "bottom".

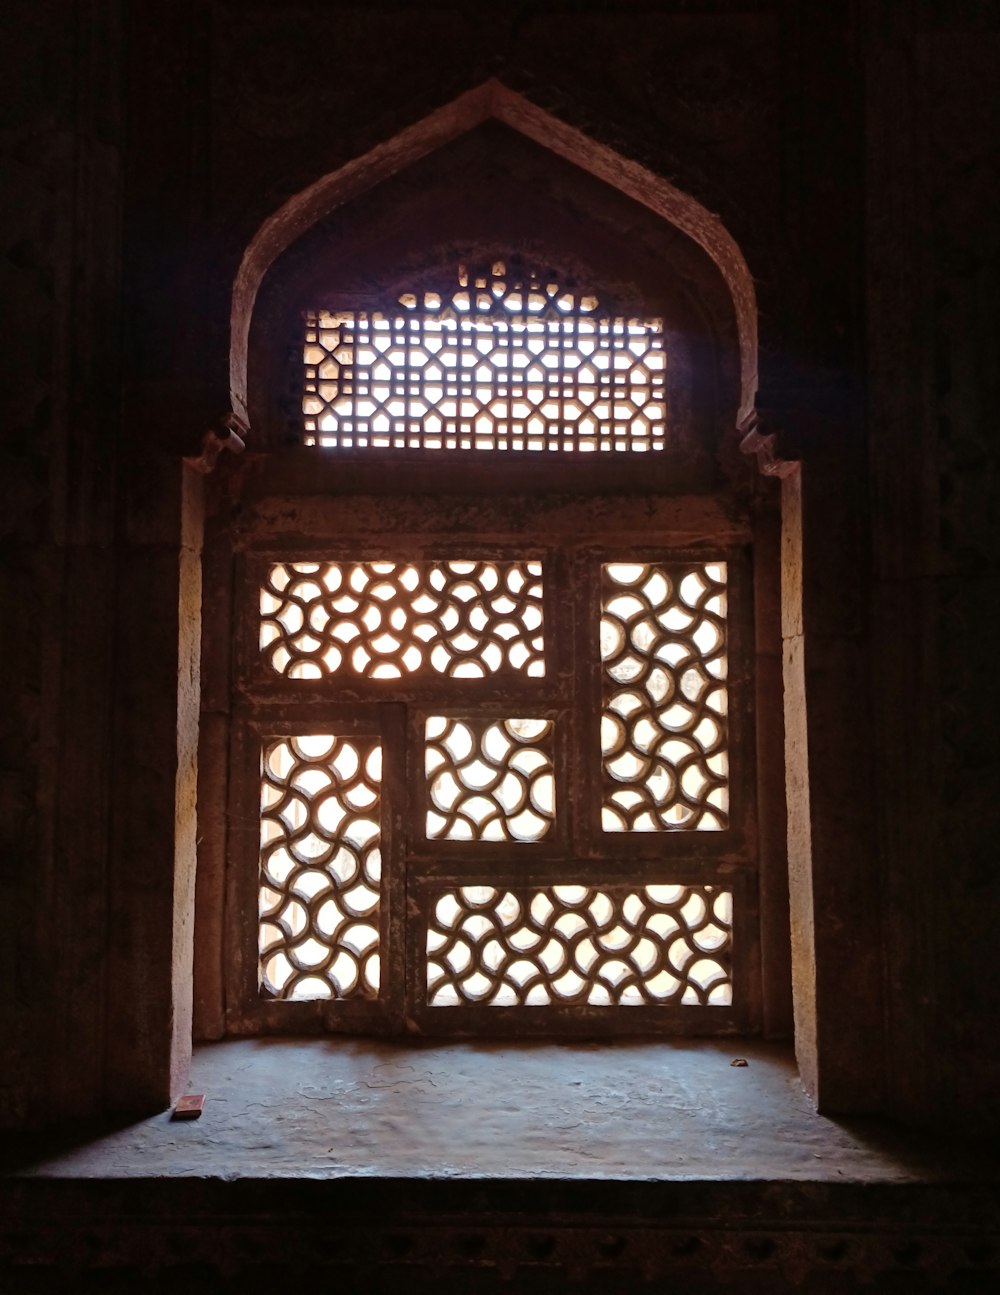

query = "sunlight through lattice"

[
  {"left": 303, "top": 262, "right": 666, "bottom": 452},
  {"left": 426, "top": 884, "right": 732, "bottom": 1006},
  {"left": 601, "top": 562, "right": 729, "bottom": 832},
  {"left": 425, "top": 716, "right": 555, "bottom": 841},
  {"left": 260, "top": 559, "right": 545, "bottom": 680},
  {"left": 259, "top": 735, "right": 382, "bottom": 1001}
]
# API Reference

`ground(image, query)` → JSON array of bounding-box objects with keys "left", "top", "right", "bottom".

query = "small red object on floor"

[{"left": 172, "top": 1094, "right": 205, "bottom": 1120}]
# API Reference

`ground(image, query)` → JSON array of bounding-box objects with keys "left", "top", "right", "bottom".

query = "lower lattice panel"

[
  {"left": 259, "top": 734, "right": 382, "bottom": 1001},
  {"left": 426, "top": 884, "right": 732, "bottom": 1007}
]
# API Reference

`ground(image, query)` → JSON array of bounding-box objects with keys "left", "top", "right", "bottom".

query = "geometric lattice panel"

[
  {"left": 260, "top": 559, "right": 545, "bottom": 680},
  {"left": 426, "top": 884, "right": 732, "bottom": 1007},
  {"left": 303, "top": 261, "right": 666, "bottom": 453},
  {"left": 425, "top": 716, "right": 555, "bottom": 841},
  {"left": 600, "top": 562, "right": 728, "bottom": 832},
  {"left": 259, "top": 735, "right": 382, "bottom": 1001}
]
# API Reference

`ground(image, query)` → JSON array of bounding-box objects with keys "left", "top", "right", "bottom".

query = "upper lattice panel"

[
  {"left": 302, "top": 262, "right": 666, "bottom": 452},
  {"left": 260, "top": 560, "right": 545, "bottom": 680},
  {"left": 601, "top": 562, "right": 729, "bottom": 831}
]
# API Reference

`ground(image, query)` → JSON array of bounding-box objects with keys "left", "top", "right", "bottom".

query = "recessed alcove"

[{"left": 198, "top": 82, "right": 786, "bottom": 1063}]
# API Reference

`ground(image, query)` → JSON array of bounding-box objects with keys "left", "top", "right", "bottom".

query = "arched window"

[{"left": 204, "top": 118, "right": 783, "bottom": 1043}]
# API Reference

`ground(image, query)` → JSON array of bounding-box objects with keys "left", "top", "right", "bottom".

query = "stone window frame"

[
  {"left": 195, "top": 139, "right": 787, "bottom": 1041},
  {"left": 220, "top": 481, "right": 762, "bottom": 1037},
  {"left": 174, "top": 84, "right": 866, "bottom": 1112}
]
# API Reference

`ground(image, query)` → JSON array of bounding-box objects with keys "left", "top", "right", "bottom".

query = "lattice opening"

[
  {"left": 425, "top": 716, "right": 555, "bottom": 841},
  {"left": 302, "top": 261, "right": 666, "bottom": 452},
  {"left": 260, "top": 559, "right": 545, "bottom": 680},
  {"left": 601, "top": 562, "right": 729, "bottom": 831},
  {"left": 259, "top": 734, "right": 382, "bottom": 1000},
  {"left": 426, "top": 884, "right": 732, "bottom": 1007},
  {"left": 243, "top": 544, "right": 747, "bottom": 1030}
]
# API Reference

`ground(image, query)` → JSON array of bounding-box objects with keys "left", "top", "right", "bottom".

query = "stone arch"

[
  {"left": 229, "top": 79, "right": 758, "bottom": 426},
  {"left": 212, "top": 80, "right": 828, "bottom": 1101}
]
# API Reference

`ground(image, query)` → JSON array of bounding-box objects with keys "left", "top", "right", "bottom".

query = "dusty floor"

[{"left": 5, "top": 1037, "right": 988, "bottom": 1183}]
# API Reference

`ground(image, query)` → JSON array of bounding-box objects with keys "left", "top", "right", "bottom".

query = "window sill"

[
  {"left": 3, "top": 1036, "right": 983, "bottom": 1185},
  {"left": 3, "top": 1041, "right": 996, "bottom": 1287}
]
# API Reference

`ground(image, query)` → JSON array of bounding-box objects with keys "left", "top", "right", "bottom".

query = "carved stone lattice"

[
  {"left": 427, "top": 884, "right": 732, "bottom": 1006},
  {"left": 303, "top": 261, "right": 666, "bottom": 452},
  {"left": 260, "top": 560, "right": 545, "bottom": 679},
  {"left": 259, "top": 735, "right": 382, "bottom": 1000},
  {"left": 425, "top": 716, "right": 555, "bottom": 841},
  {"left": 601, "top": 562, "right": 728, "bottom": 832}
]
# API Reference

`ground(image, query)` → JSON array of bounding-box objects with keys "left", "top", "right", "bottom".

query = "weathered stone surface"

[{"left": 3, "top": 1040, "right": 999, "bottom": 1291}]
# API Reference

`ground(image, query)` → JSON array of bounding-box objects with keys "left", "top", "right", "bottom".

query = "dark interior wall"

[
  {"left": 0, "top": 0, "right": 123, "bottom": 1126},
  {"left": 1, "top": 0, "right": 998, "bottom": 1133},
  {"left": 869, "top": 10, "right": 1000, "bottom": 1127},
  {"left": 930, "top": 27, "right": 1000, "bottom": 1118}
]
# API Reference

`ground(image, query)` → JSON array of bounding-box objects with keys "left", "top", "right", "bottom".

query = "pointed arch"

[{"left": 230, "top": 79, "right": 757, "bottom": 424}]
